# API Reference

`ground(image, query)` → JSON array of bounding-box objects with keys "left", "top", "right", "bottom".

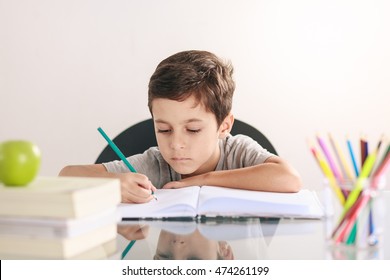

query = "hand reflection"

[
  {"left": 117, "top": 223, "right": 150, "bottom": 240},
  {"left": 154, "top": 229, "right": 234, "bottom": 260}
]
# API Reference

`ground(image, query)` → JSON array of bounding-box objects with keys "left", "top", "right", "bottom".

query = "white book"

[
  {"left": 0, "top": 223, "right": 118, "bottom": 259},
  {"left": 0, "top": 238, "right": 119, "bottom": 260},
  {"left": 0, "top": 208, "right": 120, "bottom": 238},
  {"left": 0, "top": 176, "right": 121, "bottom": 219},
  {"left": 119, "top": 186, "right": 324, "bottom": 220}
]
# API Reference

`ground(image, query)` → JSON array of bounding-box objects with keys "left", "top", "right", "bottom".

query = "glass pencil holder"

[{"left": 322, "top": 177, "right": 386, "bottom": 259}]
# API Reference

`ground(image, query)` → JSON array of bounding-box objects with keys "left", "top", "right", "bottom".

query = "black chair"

[
  {"left": 230, "top": 119, "right": 277, "bottom": 155},
  {"left": 95, "top": 118, "right": 277, "bottom": 164}
]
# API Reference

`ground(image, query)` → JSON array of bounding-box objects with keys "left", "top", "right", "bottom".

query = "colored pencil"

[
  {"left": 347, "top": 138, "right": 360, "bottom": 177},
  {"left": 121, "top": 240, "right": 136, "bottom": 259},
  {"left": 372, "top": 144, "right": 390, "bottom": 179},
  {"left": 311, "top": 134, "right": 389, "bottom": 247},
  {"left": 329, "top": 133, "right": 355, "bottom": 182},
  {"left": 340, "top": 148, "right": 378, "bottom": 221},
  {"left": 331, "top": 189, "right": 366, "bottom": 239},
  {"left": 360, "top": 136, "right": 368, "bottom": 168},
  {"left": 310, "top": 145, "right": 345, "bottom": 205},
  {"left": 335, "top": 192, "right": 371, "bottom": 244},
  {"left": 317, "top": 134, "right": 344, "bottom": 183},
  {"left": 370, "top": 136, "right": 385, "bottom": 174},
  {"left": 371, "top": 146, "right": 390, "bottom": 189},
  {"left": 359, "top": 136, "right": 371, "bottom": 243},
  {"left": 98, "top": 127, "right": 137, "bottom": 172},
  {"left": 97, "top": 127, "right": 157, "bottom": 200}
]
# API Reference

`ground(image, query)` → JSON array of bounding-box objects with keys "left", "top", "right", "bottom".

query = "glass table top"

[{"left": 117, "top": 213, "right": 390, "bottom": 260}]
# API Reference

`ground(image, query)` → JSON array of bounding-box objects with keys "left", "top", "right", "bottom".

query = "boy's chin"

[{"left": 170, "top": 165, "right": 199, "bottom": 177}]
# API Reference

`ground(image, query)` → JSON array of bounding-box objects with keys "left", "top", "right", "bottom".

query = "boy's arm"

[
  {"left": 162, "top": 156, "right": 302, "bottom": 193},
  {"left": 59, "top": 164, "right": 156, "bottom": 203}
]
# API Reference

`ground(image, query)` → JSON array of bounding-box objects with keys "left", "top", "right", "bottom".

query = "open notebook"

[{"left": 119, "top": 186, "right": 324, "bottom": 220}]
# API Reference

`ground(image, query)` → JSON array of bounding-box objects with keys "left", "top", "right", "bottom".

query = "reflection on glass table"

[
  {"left": 118, "top": 218, "right": 316, "bottom": 260},
  {"left": 117, "top": 192, "right": 390, "bottom": 260},
  {"left": 117, "top": 213, "right": 390, "bottom": 260}
]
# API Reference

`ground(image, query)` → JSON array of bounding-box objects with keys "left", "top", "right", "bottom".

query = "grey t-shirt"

[{"left": 103, "top": 134, "right": 274, "bottom": 189}]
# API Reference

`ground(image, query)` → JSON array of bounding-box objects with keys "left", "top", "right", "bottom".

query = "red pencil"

[{"left": 372, "top": 144, "right": 390, "bottom": 188}]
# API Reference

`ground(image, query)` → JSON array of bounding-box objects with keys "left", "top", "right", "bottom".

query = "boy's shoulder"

[
  {"left": 222, "top": 133, "right": 273, "bottom": 157},
  {"left": 223, "top": 133, "right": 259, "bottom": 148},
  {"left": 218, "top": 134, "right": 273, "bottom": 169},
  {"left": 221, "top": 133, "right": 266, "bottom": 155}
]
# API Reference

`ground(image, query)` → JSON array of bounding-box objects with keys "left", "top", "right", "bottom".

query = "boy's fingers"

[
  {"left": 134, "top": 174, "right": 155, "bottom": 190},
  {"left": 162, "top": 181, "right": 186, "bottom": 189},
  {"left": 123, "top": 190, "right": 154, "bottom": 204},
  {"left": 132, "top": 186, "right": 154, "bottom": 198},
  {"left": 119, "top": 173, "right": 156, "bottom": 203}
]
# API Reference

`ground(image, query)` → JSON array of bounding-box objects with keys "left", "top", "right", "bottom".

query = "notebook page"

[
  {"left": 119, "top": 186, "right": 201, "bottom": 219},
  {"left": 197, "top": 186, "right": 324, "bottom": 218}
]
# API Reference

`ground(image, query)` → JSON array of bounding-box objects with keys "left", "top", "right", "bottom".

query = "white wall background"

[{"left": 1, "top": 0, "right": 389, "bottom": 190}]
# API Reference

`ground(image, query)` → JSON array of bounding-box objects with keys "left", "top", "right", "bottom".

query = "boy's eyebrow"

[{"left": 154, "top": 118, "right": 204, "bottom": 124}]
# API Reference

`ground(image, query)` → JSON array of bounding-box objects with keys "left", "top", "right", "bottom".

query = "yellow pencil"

[
  {"left": 328, "top": 133, "right": 355, "bottom": 182},
  {"left": 310, "top": 144, "right": 345, "bottom": 205},
  {"left": 340, "top": 148, "right": 378, "bottom": 220}
]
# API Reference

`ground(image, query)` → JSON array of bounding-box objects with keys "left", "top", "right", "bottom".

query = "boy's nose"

[
  {"left": 170, "top": 133, "right": 185, "bottom": 150},
  {"left": 172, "top": 238, "right": 185, "bottom": 245}
]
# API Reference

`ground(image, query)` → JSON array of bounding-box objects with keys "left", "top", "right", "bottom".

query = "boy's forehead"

[
  {"left": 151, "top": 96, "right": 207, "bottom": 113},
  {"left": 151, "top": 97, "right": 216, "bottom": 124}
]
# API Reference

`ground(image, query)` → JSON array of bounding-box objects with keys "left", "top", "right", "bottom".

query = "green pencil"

[
  {"left": 97, "top": 127, "right": 156, "bottom": 200},
  {"left": 98, "top": 127, "right": 137, "bottom": 172}
]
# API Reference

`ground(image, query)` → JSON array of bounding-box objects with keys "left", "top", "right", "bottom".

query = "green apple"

[{"left": 0, "top": 140, "right": 41, "bottom": 186}]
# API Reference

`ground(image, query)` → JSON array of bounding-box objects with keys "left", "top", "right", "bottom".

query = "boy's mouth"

[{"left": 171, "top": 157, "right": 191, "bottom": 161}]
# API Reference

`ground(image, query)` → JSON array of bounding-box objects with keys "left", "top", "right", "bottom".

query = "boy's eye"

[
  {"left": 187, "top": 129, "right": 201, "bottom": 133},
  {"left": 157, "top": 129, "right": 171, "bottom": 133}
]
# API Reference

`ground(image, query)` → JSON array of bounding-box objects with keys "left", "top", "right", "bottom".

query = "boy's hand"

[
  {"left": 118, "top": 173, "right": 157, "bottom": 203},
  {"left": 162, "top": 180, "right": 188, "bottom": 189},
  {"left": 117, "top": 224, "right": 150, "bottom": 240},
  {"left": 162, "top": 175, "right": 200, "bottom": 189}
]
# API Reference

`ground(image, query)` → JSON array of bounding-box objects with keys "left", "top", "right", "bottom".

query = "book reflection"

[{"left": 117, "top": 218, "right": 281, "bottom": 260}]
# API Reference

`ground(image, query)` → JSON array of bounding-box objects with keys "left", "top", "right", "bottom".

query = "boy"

[
  {"left": 154, "top": 229, "right": 234, "bottom": 260},
  {"left": 59, "top": 50, "right": 302, "bottom": 203},
  {"left": 117, "top": 223, "right": 234, "bottom": 260}
]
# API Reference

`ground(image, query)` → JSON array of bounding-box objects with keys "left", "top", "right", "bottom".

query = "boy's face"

[
  {"left": 154, "top": 230, "right": 224, "bottom": 260},
  {"left": 151, "top": 95, "right": 230, "bottom": 177}
]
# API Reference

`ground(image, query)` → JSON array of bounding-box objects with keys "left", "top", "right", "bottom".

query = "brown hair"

[{"left": 148, "top": 50, "right": 235, "bottom": 126}]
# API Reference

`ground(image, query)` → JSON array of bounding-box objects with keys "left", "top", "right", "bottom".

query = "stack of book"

[{"left": 0, "top": 176, "right": 121, "bottom": 259}]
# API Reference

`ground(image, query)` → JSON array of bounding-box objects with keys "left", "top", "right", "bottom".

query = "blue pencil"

[{"left": 347, "top": 138, "right": 359, "bottom": 177}]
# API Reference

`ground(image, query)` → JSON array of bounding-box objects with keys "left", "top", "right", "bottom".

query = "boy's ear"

[{"left": 218, "top": 113, "right": 234, "bottom": 139}]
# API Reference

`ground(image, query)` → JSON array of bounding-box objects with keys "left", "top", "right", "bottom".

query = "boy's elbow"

[
  {"left": 286, "top": 172, "right": 302, "bottom": 193},
  {"left": 267, "top": 157, "right": 302, "bottom": 193},
  {"left": 58, "top": 165, "right": 76, "bottom": 176}
]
